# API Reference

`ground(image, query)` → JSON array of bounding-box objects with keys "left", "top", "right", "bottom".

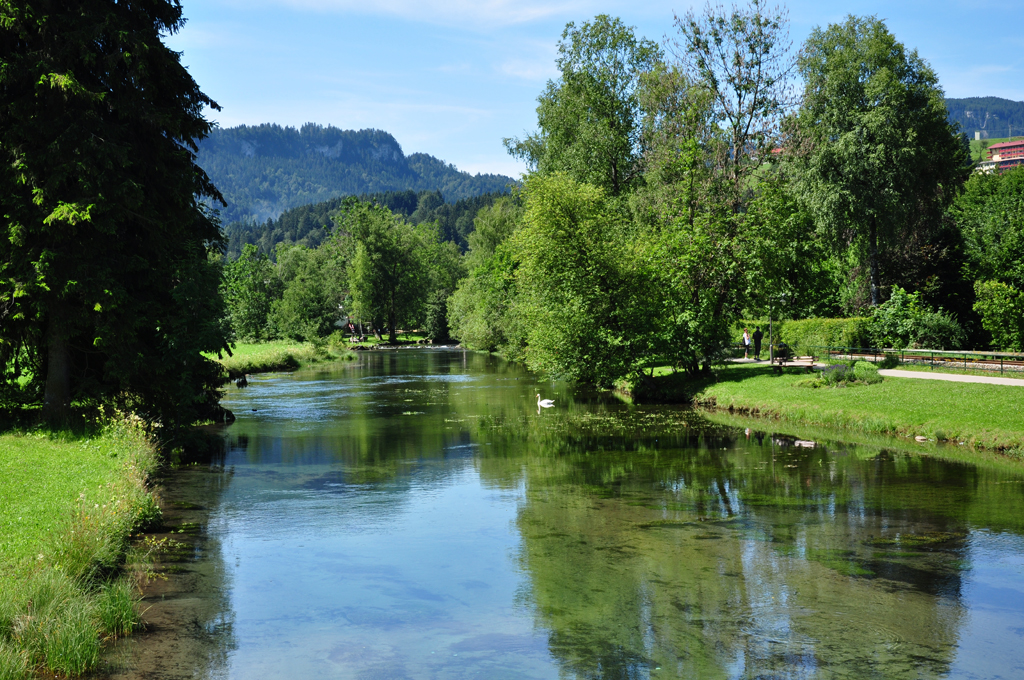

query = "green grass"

[
  {"left": 207, "top": 340, "right": 356, "bottom": 377},
  {"left": 693, "top": 363, "right": 1024, "bottom": 451},
  {"left": 0, "top": 420, "right": 160, "bottom": 678},
  {"left": 970, "top": 136, "right": 1024, "bottom": 162},
  {"left": 342, "top": 330, "right": 436, "bottom": 348}
]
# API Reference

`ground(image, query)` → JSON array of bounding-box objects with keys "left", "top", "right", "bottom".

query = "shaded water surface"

[{"left": 110, "top": 350, "right": 1024, "bottom": 679}]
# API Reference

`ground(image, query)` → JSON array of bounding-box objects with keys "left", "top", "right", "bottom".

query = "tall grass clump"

[
  {"left": 0, "top": 415, "right": 160, "bottom": 676},
  {"left": 96, "top": 578, "right": 142, "bottom": 638},
  {"left": 0, "top": 640, "right": 29, "bottom": 680},
  {"left": 0, "top": 571, "right": 100, "bottom": 676}
]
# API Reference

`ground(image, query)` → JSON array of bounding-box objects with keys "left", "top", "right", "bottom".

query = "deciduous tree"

[
  {"left": 504, "top": 15, "right": 662, "bottom": 196},
  {"left": 338, "top": 201, "right": 431, "bottom": 344},
  {"left": 671, "top": 0, "right": 796, "bottom": 201},
  {"left": 223, "top": 245, "right": 282, "bottom": 341},
  {"left": 789, "top": 15, "right": 970, "bottom": 306}
]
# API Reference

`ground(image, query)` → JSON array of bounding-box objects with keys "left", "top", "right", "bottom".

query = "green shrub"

[
  {"left": 783, "top": 317, "right": 873, "bottom": 351},
  {"left": 870, "top": 286, "right": 967, "bottom": 350},
  {"left": 735, "top": 317, "right": 871, "bottom": 352},
  {"left": 878, "top": 353, "right": 900, "bottom": 369},
  {"left": 819, "top": 363, "right": 851, "bottom": 386},
  {"left": 326, "top": 330, "right": 350, "bottom": 350},
  {"left": 853, "top": 361, "right": 882, "bottom": 384},
  {"left": 810, "top": 360, "right": 881, "bottom": 387},
  {"left": 915, "top": 310, "right": 968, "bottom": 350},
  {"left": 973, "top": 280, "right": 1024, "bottom": 351}
]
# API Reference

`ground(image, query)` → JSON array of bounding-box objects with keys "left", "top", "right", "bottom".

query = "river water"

[{"left": 105, "top": 350, "right": 1024, "bottom": 679}]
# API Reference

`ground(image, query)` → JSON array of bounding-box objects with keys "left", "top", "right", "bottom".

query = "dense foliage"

[
  {"left": 737, "top": 318, "right": 872, "bottom": 352},
  {"left": 868, "top": 286, "right": 966, "bottom": 350},
  {"left": 223, "top": 189, "right": 506, "bottom": 258},
  {"left": 445, "top": 6, "right": 1024, "bottom": 385},
  {"left": 0, "top": 0, "right": 230, "bottom": 424},
  {"left": 505, "top": 16, "right": 661, "bottom": 196},
  {"left": 197, "top": 123, "right": 514, "bottom": 224},
  {"left": 7, "top": 0, "right": 1024, "bottom": 426},
  {"left": 788, "top": 16, "right": 970, "bottom": 307},
  {"left": 220, "top": 196, "right": 464, "bottom": 345},
  {"left": 458, "top": 14, "right": 766, "bottom": 384}
]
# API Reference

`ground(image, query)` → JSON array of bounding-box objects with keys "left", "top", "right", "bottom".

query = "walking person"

[
  {"left": 753, "top": 327, "right": 763, "bottom": 360},
  {"left": 742, "top": 328, "right": 751, "bottom": 359}
]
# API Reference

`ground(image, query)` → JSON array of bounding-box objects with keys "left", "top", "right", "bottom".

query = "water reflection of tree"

[
  {"left": 466, "top": 408, "right": 1024, "bottom": 679},
  {"left": 218, "top": 349, "right": 1024, "bottom": 679}
]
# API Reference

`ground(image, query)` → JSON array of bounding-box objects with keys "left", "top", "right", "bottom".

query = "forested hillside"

[
  {"left": 197, "top": 123, "right": 514, "bottom": 224},
  {"left": 946, "top": 97, "right": 1024, "bottom": 138},
  {"left": 223, "top": 189, "right": 506, "bottom": 258}
]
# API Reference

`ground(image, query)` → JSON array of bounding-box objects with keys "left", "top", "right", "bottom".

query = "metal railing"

[{"left": 804, "top": 346, "right": 1024, "bottom": 375}]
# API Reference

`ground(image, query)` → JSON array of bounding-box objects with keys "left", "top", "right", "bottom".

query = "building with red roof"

[{"left": 977, "top": 139, "right": 1024, "bottom": 173}]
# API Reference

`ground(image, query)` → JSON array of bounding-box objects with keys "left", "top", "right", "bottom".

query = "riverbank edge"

[
  {"left": 0, "top": 421, "right": 162, "bottom": 679},
  {"left": 699, "top": 409, "right": 1024, "bottom": 473},
  {"left": 209, "top": 341, "right": 357, "bottom": 379},
  {"left": 614, "top": 365, "right": 1024, "bottom": 459},
  {"left": 692, "top": 393, "right": 1024, "bottom": 455}
]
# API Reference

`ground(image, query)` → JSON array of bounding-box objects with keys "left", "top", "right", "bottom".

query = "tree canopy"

[
  {"left": 338, "top": 201, "right": 434, "bottom": 344},
  {"left": 505, "top": 15, "right": 662, "bottom": 196},
  {"left": 788, "top": 15, "right": 970, "bottom": 306},
  {"left": 0, "top": 0, "right": 230, "bottom": 424}
]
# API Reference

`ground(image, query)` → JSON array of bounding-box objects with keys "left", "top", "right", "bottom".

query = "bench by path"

[{"left": 879, "top": 369, "right": 1024, "bottom": 386}]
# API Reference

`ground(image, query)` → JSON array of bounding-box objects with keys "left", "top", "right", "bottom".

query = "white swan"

[{"left": 536, "top": 394, "right": 555, "bottom": 408}]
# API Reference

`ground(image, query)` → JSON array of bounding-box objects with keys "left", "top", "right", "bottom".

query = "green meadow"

[
  {"left": 693, "top": 363, "right": 1024, "bottom": 452},
  {"left": 0, "top": 422, "right": 160, "bottom": 679}
]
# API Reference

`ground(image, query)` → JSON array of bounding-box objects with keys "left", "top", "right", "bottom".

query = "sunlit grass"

[
  {"left": 695, "top": 363, "right": 1024, "bottom": 450},
  {"left": 0, "top": 421, "right": 159, "bottom": 676},
  {"left": 207, "top": 340, "right": 355, "bottom": 377}
]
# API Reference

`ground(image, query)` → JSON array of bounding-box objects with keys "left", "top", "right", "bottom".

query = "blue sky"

[{"left": 167, "top": 0, "right": 1024, "bottom": 177}]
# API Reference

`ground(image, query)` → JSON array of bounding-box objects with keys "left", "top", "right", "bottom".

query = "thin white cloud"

[
  {"left": 236, "top": 0, "right": 589, "bottom": 29},
  {"left": 499, "top": 57, "right": 558, "bottom": 82}
]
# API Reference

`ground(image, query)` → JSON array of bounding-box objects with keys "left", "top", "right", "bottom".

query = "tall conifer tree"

[{"left": 0, "top": 1, "right": 230, "bottom": 423}]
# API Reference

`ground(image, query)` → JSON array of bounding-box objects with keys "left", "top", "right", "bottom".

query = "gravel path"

[{"left": 878, "top": 369, "right": 1024, "bottom": 386}]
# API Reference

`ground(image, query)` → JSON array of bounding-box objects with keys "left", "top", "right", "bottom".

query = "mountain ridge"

[
  {"left": 945, "top": 97, "right": 1024, "bottom": 139},
  {"left": 197, "top": 123, "right": 515, "bottom": 225}
]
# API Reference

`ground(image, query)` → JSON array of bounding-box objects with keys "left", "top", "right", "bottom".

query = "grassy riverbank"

[
  {"left": 0, "top": 420, "right": 160, "bottom": 679},
  {"left": 208, "top": 340, "right": 357, "bottom": 377},
  {"left": 690, "top": 363, "right": 1024, "bottom": 451}
]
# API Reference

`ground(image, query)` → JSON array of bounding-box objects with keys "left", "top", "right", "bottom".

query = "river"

[{"left": 104, "top": 349, "right": 1024, "bottom": 679}]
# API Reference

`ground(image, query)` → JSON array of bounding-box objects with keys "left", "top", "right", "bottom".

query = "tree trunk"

[
  {"left": 869, "top": 217, "right": 881, "bottom": 306},
  {"left": 42, "top": 306, "right": 72, "bottom": 424},
  {"left": 388, "top": 289, "right": 397, "bottom": 345}
]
